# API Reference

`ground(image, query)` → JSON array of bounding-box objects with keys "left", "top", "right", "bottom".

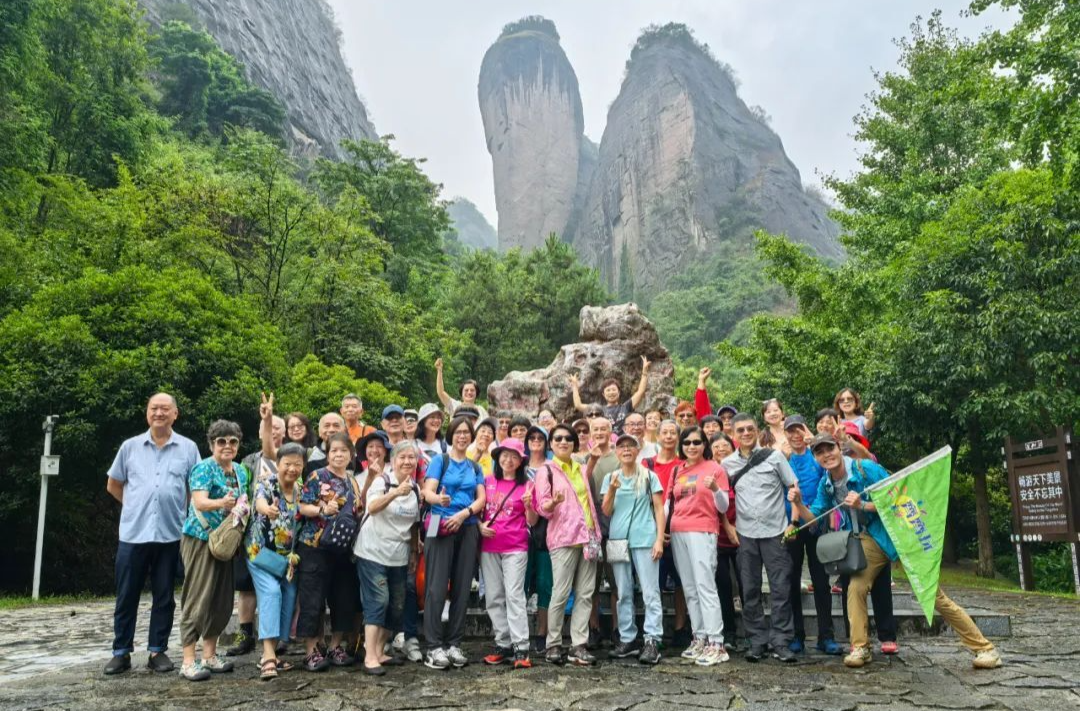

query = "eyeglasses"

[
  {"left": 405, "top": 417, "right": 417, "bottom": 423},
  {"left": 677, "top": 413, "right": 694, "bottom": 420},
  {"left": 586, "top": 411, "right": 603, "bottom": 418},
  {"left": 551, "top": 435, "right": 575, "bottom": 443},
  {"left": 838, "top": 397, "right": 855, "bottom": 403},
  {"left": 734, "top": 426, "right": 756, "bottom": 434},
  {"left": 527, "top": 435, "right": 546, "bottom": 442},
  {"left": 213, "top": 437, "right": 240, "bottom": 447},
  {"left": 682, "top": 439, "right": 704, "bottom": 446},
  {"left": 287, "top": 424, "right": 305, "bottom": 431}
]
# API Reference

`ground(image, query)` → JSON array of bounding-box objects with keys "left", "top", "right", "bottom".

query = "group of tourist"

[{"left": 103, "top": 363, "right": 1002, "bottom": 683}]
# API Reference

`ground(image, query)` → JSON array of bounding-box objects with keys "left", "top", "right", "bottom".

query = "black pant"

[
  {"left": 112, "top": 540, "right": 180, "bottom": 656},
  {"left": 714, "top": 547, "right": 740, "bottom": 640},
  {"left": 737, "top": 535, "right": 794, "bottom": 651},
  {"left": 840, "top": 562, "right": 896, "bottom": 642},
  {"left": 423, "top": 525, "right": 479, "bottom": 649},
  {"left": 788, "top": 529, "right": 835, "bottom": 641},
  {"left": 295, "top": 543, "right": 358, "bottom": 639}
]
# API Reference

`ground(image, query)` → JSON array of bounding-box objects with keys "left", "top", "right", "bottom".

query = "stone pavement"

[{"left": 0, "top": 587, "right": 1077, "bottom": 711}]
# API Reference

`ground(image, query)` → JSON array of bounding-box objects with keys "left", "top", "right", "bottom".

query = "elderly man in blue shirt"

[{"left": 104, "top": 392, "right": 200, "bottom": 675}]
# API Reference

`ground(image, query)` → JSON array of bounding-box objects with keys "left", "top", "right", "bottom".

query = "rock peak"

[{"left": 499, "top": 15, "right": 560, "bottom": 41}]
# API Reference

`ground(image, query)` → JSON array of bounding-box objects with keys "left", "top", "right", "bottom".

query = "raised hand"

[
  {"left": 260, "top": 391, "right": 274, "bottom": 420},
  {"left": 434, "top": 357, "right": 443, "bottom": 372},
  {"left": 522, "top": 489, "right": 533, "bottom": 509},
  {"left": 787, "top": 486, "right": 802, "bottom": 504},
  {"left": 569, "top": 373, "right": 579, "bottom": 389},
  {"left": 609, "top": 471, "right": 622, "bottom": 490},
  {"left": 697, "top": 366, "right": 711, "bottom": 387},
  {"left": 641, "top": 355, "right": 651, "bottom": 371},
  {"left": 395, "top": 480, "right": 412, "bottom": 498},
  {"left": 704, "top": 474, "right": 718, "bottom": 491},
  {"left": 324, "top": 498, "right": 340, "bottom": 517}
]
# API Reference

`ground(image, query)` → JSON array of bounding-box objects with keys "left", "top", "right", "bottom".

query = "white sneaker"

[
  {"left": 424, "top": 648, "right": 450, "bottom": 670},
  {"left": 973, "top": 648, "right": 1002, "bottom": 669},
  {"left": 403, "top": 637, "right": 423, "bottom": 663},
  {"left": 695, "top": 643, "right": 730, "bottom": 666},
  {"left": 179, "top": 661, "right": 210, "bottom": 681},
  {"left": 201, "top": 655, "right": 234, "bottom": 673},
  {"left": 392, "top": 632, "right": 405, "bottom": 653},
  {"left": 681, "top": 637, "right": 706, "bottom": 659},
  {"left": 446, "top": 645, "right": 469, "bottom": 668}
]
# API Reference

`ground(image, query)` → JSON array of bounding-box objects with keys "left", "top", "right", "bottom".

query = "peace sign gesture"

[{"left": 260, "top": 391, "right": 275, "bottom": 421}]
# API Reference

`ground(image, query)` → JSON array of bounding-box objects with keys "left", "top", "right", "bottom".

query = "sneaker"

[
  {"left": 816, "top": 638, "right": 843, "bottom": 655},
  {"left": 880, "top": 640, "right": 899, "bottom": 655},
  {"left": 844, "top": 646, "right": 873, "bottom": 668},
  {"left": 610, "top": 639, "right": 641, "bottom": 659},
  {"left": 226, "top": 631, "right": 256, "bottom": 657},
  {"left": 302, "top": 650, "right": 329, "bottom": 672},
  {"left": 483, "top": 646, "right": 511, "bottom": 665},
  {"left": 446, "top": 645, "right": 469, "bottom": 668},
  {"left": 392, "top": 632, "right": 405, "bottom": 654},
  {"left": 567, "top": 645, "right": 596, "bottom": 666},
  {"left": 745, "top": 645, "right": 766, "bottom": 663},
  {"left": 545, "top": 646, "right": 565, "bottom": 665},
  {"left": 773, "top": 647, "right": 797, "bottom": 663},
  {"left": 104, "top": 653, "right": 131, "bottom": 675},
  {"left": 639, "top": 639, "right": 661, "bottom": 665},
  {"left": 201, "top": 655, "right": 234, "bottom": 673},
  {"left": 696, "top": 643, "right": 730, "bottom": 666},
  {"left": 831, "top": 584, "right": 842, "bottom": 594},
  {"left": 973, "top": 648, "right": 1002, "bottom": 669},
  {"left": 789, "top": 638, "right": 804, "bottom": 654},
  {"left": 512, "top": 649, "right": 533, "bottom": 669},
  {"left": 424, "top": 648, "right": 450, "bottom": 670},
  {"left": 327, "top": 646, "right": 353, "bottom": 667},
  {"left": 403, "top": 637, "right": 423, "bottom": 663},
  {"left": 680, "top": 638, "right": 706, "bottom": 660},
  {"left": 179, "top": 661, "right": 211, "bottom": 681},
  {"left": 147, "top": 652, "right": 175, "bottom": 673}
]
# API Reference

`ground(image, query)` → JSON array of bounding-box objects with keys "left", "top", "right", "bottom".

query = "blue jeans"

[
  {"left": 356, "top": 557, "right": 407, "bottom": 630},
  {"left": 247, "top": 559, "right": 298, "bottom": 642},
  {"left": 612, "top": 547, "right": 663, "bottom": 644},
  {"left": 112, "top": 540, "right": 180, "bottom": 656}
]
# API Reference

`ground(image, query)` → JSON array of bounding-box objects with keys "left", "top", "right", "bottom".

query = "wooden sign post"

[{"left": 1002, "top": 426, "right": 1080, "bottom": 594}]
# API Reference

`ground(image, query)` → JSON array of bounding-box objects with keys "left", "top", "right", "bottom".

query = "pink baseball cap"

[{"left": 491, "top": 437, "right": 525, "bottom": 460}]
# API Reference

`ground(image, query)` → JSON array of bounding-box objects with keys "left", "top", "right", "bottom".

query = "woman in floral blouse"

[{"left": 245, "top": 442, "right": 306, "bottom": 680}]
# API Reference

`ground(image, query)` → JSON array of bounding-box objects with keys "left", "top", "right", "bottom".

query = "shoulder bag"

[
  {"left": 321, "top": 473, "right": 363, "bottom": 552},
  {"left": 816, "top": 462, "right": 869, "bottom": 576}
]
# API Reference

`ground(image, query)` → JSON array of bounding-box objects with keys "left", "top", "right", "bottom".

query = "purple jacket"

[{"left": 533, "top": 460, "right": 601, "bottom": 550}]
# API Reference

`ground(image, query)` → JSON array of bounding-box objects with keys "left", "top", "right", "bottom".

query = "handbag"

[
  {"left": 321, "top": 474, "right": 363, "bottom": 552},
  {"left": 816, "top": 461, "right": 870, "bottom": 576}
]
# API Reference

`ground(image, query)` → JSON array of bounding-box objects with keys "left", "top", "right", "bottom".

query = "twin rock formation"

[{"left": 480, "top": 19, "right": 842, "bottom": 295}]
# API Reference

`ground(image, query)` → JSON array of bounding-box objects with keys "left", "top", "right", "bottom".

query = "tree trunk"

[{"left": 973, "top": 469, "right": 995, "bottom": 578}]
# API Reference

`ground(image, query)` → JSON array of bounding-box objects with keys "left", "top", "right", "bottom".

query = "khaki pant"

[
  {"left": 848, "top": 536, "right": 994, "bottom": 653},
  {"left": 547, "top": 546, "right": 597, "bottom": 649}
]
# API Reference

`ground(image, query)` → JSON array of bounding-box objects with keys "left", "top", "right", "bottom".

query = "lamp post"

[{"left": 33, "top": 416, "right": 60, "bottom": 600}]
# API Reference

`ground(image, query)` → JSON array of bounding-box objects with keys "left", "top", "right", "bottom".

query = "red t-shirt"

[
  {"left": 643, "top": 456, "right": 684, "bottom": 492},
  {"left": 667, "top": 460, "right": 728, "bottom": 535}
]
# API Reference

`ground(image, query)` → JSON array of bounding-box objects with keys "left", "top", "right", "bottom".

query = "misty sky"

[{"left": 327, "top": 1, "right": 1011, "bottom": 227}]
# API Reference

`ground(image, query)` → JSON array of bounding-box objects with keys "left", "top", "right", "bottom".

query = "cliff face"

[
  {"left": 572, "top": 27, "right": 842, "bottom": 296},
  {"left": 139, "top": 0, "right": 377, "bottom": 159},
  {"left": 478, "top": 18, "right": 588, "bottom": 251}
]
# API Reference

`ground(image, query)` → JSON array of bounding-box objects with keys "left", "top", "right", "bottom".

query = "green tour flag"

[{"left": 867, "top": 446, "right": 952, "bottom": 622}]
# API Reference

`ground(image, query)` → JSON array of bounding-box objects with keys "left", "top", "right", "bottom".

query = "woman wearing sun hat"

[{"left": 478, "top": 437, "right": 538, "bottom": 668}]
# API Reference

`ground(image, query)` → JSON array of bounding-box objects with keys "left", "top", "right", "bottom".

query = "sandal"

[{"left": 260, "top": 658, "right": 278, "bottom": 680}]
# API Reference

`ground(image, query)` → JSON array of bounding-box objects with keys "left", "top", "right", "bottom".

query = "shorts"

[{"left": 233, "top": 553, "right": 255, "bottom": 593}]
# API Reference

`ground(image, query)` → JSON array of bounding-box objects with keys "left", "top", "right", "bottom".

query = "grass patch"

[
  {"left": 895, "top": 564, "right": 1078, "bottom": 600},
  {"left": 0, "top": 593, "right": 108, "bottom": 610}
]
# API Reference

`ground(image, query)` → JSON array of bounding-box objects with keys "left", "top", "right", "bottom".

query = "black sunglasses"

[
  {"left": 551, "top": 435, "right": 575, "bottom": 443},
  {"left": 682, "top": 439, "right": 705, "bottom": 446}
]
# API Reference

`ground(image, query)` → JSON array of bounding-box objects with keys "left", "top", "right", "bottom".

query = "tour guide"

[
  {"left": 104, "top": 392, "right": 200, "bottom": 675},
  {"left": 788, "top": 432, "right": 1003, "bottom": 670}
]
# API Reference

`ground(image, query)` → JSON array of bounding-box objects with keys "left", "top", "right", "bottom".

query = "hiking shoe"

[
  {"left": 512, "top": 649, "right": 532, "bottom": 669},
  {"left": 681, "top": 637, "right": 706, "bottom": 660},
  {"left": 446, "top": 646, "right": 469, "bottom": 667},
  {"left": 973, "top": 648, "right": 1002, "bottom": 669},
  {"left": 483, "top": 646, "right": 511, "bottom": 665},
  {"left": 696, "top": 642, "right": 730, "bottom": 666},
  {"left": 179, "top": 661, "right": 211, "bottom": 681},
  {"left": 567, "top": 645, "right": 596, "bottom": 666},
  {"left": 202, "top": 655, "right": 234, "bottom": 673},
  {"left": 392, "top": 632, "right": 405, "bottom": 654},
  {"left": 880, "top": 640, "right": 899, "bottom": 655},
  {"left": 610, "top": 639, "right": 641, "bottom": 659},
  {"left": 773, "top": 647, "right": 797, "bottom": 663},
  {"left": 147, "top": 652, "right": 175, "bottom": 673},
  {"left": 639, "top": 639, "right": 661, "bottom": 665},
  {"left": 302, "top": 650, "right": 330, "bottom": 672},
  {"left": 745, "top": 645, "right": 767, "bottom": 663},
  {"left": 789, "top": 638, "right": 804, "bottom": 654},
  {"left": 816, "top": 638, "right": 843, "bottom": 655},
  {"left": 844, "top": 646, "right": 873, "bottom": 668},
  {"left": 226, "top": 631, "right": 256, "bottom": 657},
  {"left": 104, "top": 654, "right": 131, "bottom": 675},
  {"left": 424, "top": 648, "right": 450, "bottom": 670},
  {"left": 403, "top": 637, "right": 423, "bottom": 663},
  {"left": 327, "top": 646, "right": 353, "bottom": 667}
]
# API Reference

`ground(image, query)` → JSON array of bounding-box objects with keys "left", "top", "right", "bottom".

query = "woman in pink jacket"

[{"left": 533, "top": 423, "right": 602, "bottom": 667}]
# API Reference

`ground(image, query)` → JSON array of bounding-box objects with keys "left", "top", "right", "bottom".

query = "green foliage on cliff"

[{"left": 0, "top": 0, "right": 606, "bottom": 594}]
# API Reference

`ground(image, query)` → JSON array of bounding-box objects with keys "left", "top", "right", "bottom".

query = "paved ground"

[{"left": 0, "top": 587, "right": 1077, "bottom": 711}]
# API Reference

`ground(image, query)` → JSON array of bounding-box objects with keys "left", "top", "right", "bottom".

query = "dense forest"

[
  {"left": 0, "top": 0, "right": 607, "bottom": 592},
  {"left": 1, "top": 0, "right": 1077, "bottom": 594}
]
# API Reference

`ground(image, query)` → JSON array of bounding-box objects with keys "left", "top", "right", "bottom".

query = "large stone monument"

[{"left": 487, "top": 303, "right": 676, "bottom": 421}]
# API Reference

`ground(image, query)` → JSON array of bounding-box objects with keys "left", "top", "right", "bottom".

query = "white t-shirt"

[
  {"left": 353, "top": 474, "right": 420, "bottom": 566},
  {"left": 637, "top": 441, "right": 660, "bottom": 463},
  {"left": 448, "top": 397, "right": 489, "bottom": 421}
]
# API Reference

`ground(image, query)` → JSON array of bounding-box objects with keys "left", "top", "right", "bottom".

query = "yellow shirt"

[{"left": 557, "top": 458, "right": 594, "bottom": 530}]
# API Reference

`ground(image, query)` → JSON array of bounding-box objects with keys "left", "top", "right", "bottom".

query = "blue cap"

[{"left": 382, "top": 404, "right": 405, "bottom": 419}]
